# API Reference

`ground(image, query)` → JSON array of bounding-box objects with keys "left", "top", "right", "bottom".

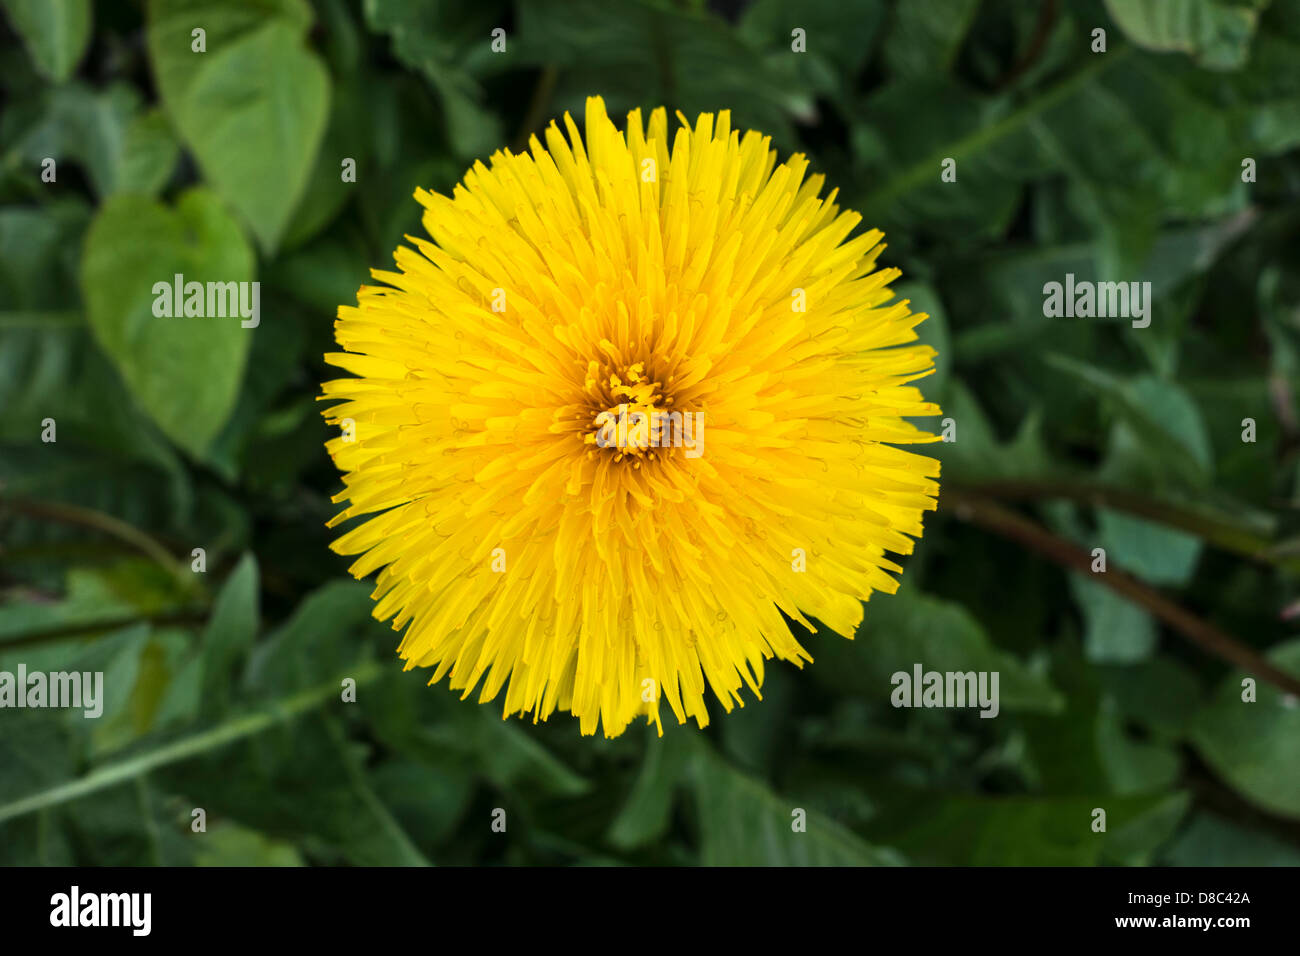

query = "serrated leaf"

[
  {"left": 242, "top": 580, "right": 377, "bottom": 695},
  {"left": 693, "top": 747, "right": 904, "bottom": 865}
]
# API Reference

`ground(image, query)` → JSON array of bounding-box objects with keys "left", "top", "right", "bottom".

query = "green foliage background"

[{"left": 2, "top": 0, "right": 1299, "bottom": 866}]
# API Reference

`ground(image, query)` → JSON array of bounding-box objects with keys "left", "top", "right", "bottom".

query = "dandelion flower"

[{"left": 320, "top": 95, "right": 941, "bottom": 738}]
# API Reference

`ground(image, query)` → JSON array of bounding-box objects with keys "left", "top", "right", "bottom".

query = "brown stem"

[
  {"left": 947, "top": 479, "right": 1284, "bottom": 568},
  {"left": 943, "top": 488, "right": 1300, "bottom": 698},
  {"left": 995, "top": 0, "right": 1060, "bottom": 91},
  {"left": 0, "top": 496, "right": 194, "bottom": 590}
]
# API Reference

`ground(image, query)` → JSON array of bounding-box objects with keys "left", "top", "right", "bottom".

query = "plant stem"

[
  {"left": 944, "top": 488, "right": 1300, "bottom": 698},
  {"left": 322, "top": 714, "right": 431, "bottom": 866},
  {"left": 947, "top": 479, "right": 1284, "bottom": 567},
  {"left": 0, "top": 661, "right": 382, "bottom": 825},
  {"left": 860, "top": 46, "right": 1129, "bottom": 213},
  {"left": 1, "top": 496, "right": 195, "bottom": 591}
]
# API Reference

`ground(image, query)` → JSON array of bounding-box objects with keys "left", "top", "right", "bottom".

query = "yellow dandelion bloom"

[{"left": 320, "top": 95, "right": 941, "bottom": 738}]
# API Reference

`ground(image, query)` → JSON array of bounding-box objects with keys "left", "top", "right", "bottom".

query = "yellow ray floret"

[{"left": 320, "top": 94, "right": 941, "bottom": 738}]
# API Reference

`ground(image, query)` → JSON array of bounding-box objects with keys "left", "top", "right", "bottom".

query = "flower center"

[{"left": 582, "top": 360, "right": 676, "bottom": 462}]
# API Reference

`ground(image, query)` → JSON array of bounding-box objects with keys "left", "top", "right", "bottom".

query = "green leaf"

[
  {"left": 1097, "top": 695, "right": 1182, "bottom": 795},
  {"left": 0, "top": 561, "right": 190, "bottom": 647},
  {"left": 0, "top": 811, "right": 76, "bottom": 865},
  {"left": 242, "top": 580, "right": 378, "bottom": 695},
  {"left": 362, "top": 0, "right": 509, "bottom": 159},
  {"left": 0, "top": 717, "right": 75, "bottom": 818},
  {"left": 319, "top": 716, "right": 431, "bottom": 865},
  {"left": 79, "top": 188, "right": 255, "bottom": 458},
  {"left": 1047, "top": 358, "right": 1213, "bottom": 489},
  {"left": 277, "top": 81, "right": 365, "bottom": 251},
  {"left": 1164, "top": 812, "right": 1300, "bottom": 866},
  {"left": 693, "top": 746, "right": 904, "bottom": 865},
  {"left": 197, "top": 553, "right": 258, "bottom": 719},
  {"left": 0, "top": 204, "right": 191, "bottom": 503},
  {"left": 144, "top": 712, "right": 430, "bottom": 866},
  {"left": 1021, "top": 645, "right": 1116, "bottom": 793},
  {"left": 738, "top": 0, "right": 886, "bottom": 107},
  {"left": 1071, "top": 576, "right": 1157, "bottom": 664},
  {"left": 607, "top": 728, "right": 691, "bottom": 850},
  {"left": 1, "top": 0, "right": 91, "bottom": 82},
  {"left": 514, "top": 0, "right": 809, "bottom": 151},
  {"left": 1098, "top": 658, "right": 1203, "bottom": 740},
  {"left": 1104, "top": 0, "right": 1266, "bottom": 69},
  {"left": 195, "top": 821, "right": 305, "bottom": 866},
  {"left": 117, "top": 109, "right": 182, "bottom": 197},
  {"left": 858, "top": 36, "right": 1294, "bottom": 270},
  {"left": 0, "top": 264, "right": 186, "bottom": 510},
  {"left": 930, "top": 379, "right": 1054, "bottom": 483},
  {"left": 5, "top": 84, "right": 180, "bottom": 199},
  {"left": 44, "top": 779, "right": 190, "bottom": 865},
  {"left": 363, "top": 671, "right": 591, "bottom": 800},
  {"left": 1097, "top": 508, "right": 1202, "bottom": 586},
  {"left": 368, "top": 759, "right": 473, "bottom": 848},
  {"left": 202, "top": 303, "right": 312, "bottom": 486},
  {"left": 856, "top": 77, "right": 1029, "bottom": 243},
  {"left": 863, "top": 787, "right": 1188, "bottom": 865},
  {"left": 957, "top": 211, "right": 1259, "bottom": 356},
  {"left": 146, "top": 0, "right": 331, "bottom": 252},
  {"left": 0, "top": 201, "right": 88, "bottom": 311},
  {"left": 266, "top": 231, "right": 372, "bottom": 316},
  {"left": 0, "top": 659, "right": 381, "bottom": 825},
  {"left": 882, "top": 0, "right": 981, "bottom": 78},
  {"left": 1099, "top": 791, "right": 1192, "bottom": 865},
  {"left": 1189, "top": 374, "right": 1282, "bottom": 502},
  {"left": 814, "top": 587, "right": 1063, "bottom": 714},
  {"left": 1191, "top": 639, "right": 1300, "bottom": 818},
  {"left": 440, "top": 704, "right": 593, "bottom": 799}
]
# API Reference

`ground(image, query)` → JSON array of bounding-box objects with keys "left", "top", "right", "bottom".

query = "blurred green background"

[{"left": 2, "top": 0, "right": 1300, "bottom": 866}]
